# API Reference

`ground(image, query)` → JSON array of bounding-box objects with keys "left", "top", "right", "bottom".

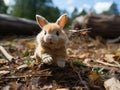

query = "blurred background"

[
  {"left": 0, "top": 0, "right": 120, "bottom": 38},
  {"left": 1, "top": 0, "right": 120, "bottom": 25}
]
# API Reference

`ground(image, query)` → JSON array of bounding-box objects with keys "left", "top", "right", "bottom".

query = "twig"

[
  {"left": 70, "top": 60, "right": 89, "bottom": 90},
  {"left": 76, "top": 71, "right": 89, "bottom": 90},
  {"left": 83, "top": 59, "right": 120, "bottom": 68},
  {"left": 0, "top": 45, "right": 15, "bottom": 62},
  {"left": 95, "top": 60, "right": 120, "bottom": 68},
  {"left": 1, "top": 74, "right": 52, "bottom": 80}
]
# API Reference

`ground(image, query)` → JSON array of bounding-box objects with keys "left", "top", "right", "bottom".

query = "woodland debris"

[
  {"left": 0, "top": 35, "right": 119, "bottom": 89},
  {"left": 0, "top": 46, "right": 15, "bottom": 62},
  {"left": 56, "top": 88, "right": 69, "bottom": 90},
  {"left": 95, "top": 59, "right": 120, "bottom": 68},
  {"left": 0, "top": 70, "right": 10, "bottom": 76},
  {"left": 104, "top": 77, "right": 120, "bottom": 90},
  {"left": 17, "top": 64, "right": 28, "bottom": 70}
]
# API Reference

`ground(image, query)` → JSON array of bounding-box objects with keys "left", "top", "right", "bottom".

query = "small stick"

[
  {"left": 0, "top": 46, "right": 15, "bottom": 62},
  {"left": 76, "top": 71, "right": 89, "bottom": 90},
  {"left": 83, "top": 59, "right": 120, "bottom": 68},
  {"left": 1, "top": 74, "right": 52, "bottom": 80},
  {"left": 95, "top": 60, "right": 120, "bottom": 68}
]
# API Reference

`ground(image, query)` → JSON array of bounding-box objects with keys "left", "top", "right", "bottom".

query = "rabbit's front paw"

[
  {"left": 41, "top": 54, "right": 53, "bottom": 64},
  {"left": 43, "top": 56, "right": 53, "bottom": 64}
]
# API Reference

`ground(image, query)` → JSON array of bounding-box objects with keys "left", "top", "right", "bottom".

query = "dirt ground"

[{"left": 0, "top": 33, "right": 120, "bottom": 90}]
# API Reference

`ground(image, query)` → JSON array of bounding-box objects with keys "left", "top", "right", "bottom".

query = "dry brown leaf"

[
  {"left": 79, "top": 52, "right": 90, "bottom": 59},
  {"left": 0, "top": 59, "right": 8, "bottom": 64},
  {"left": 104, "top": 77, "right": 120, "bottom": 90},
  {"left": 26, "top": 42, "right": 35, "bottom": 49}
]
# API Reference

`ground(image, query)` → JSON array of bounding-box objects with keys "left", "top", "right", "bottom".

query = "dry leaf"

[
  {"left": 104, "top": 77, "right": 120, "bottom": 90},
  {"left": 79, "top": 52, "right": 90, "bottom": 59},
  {"left": 88, "top": 72, "right": 99, "bottom": 81},
  {"left": 66, "top": 48, "right": 74, "bottom": 55},
  {"left": 0, "top": 59, "right": 8, "bottom": 64},
  {"left": 104, "top": 54, "right": 115, "bottom": 62},
  {"left": 26, "top": 42, "right": 35, "bottom": 49}
]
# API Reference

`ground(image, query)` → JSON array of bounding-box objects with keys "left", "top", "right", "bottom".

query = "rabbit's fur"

[{"left": 34, "top": 14, "right": 68, "bottom": 68}]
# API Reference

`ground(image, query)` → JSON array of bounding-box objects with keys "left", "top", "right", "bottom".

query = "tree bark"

[
  {"left": 72, "top": 14, "right": 120, "bottom": 38},
  {"left": 0, "top": 14, "right": 40, "bottom": 35}
]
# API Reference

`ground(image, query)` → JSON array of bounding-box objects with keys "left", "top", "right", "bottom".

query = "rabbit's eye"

[
  {"left": 56, "top": 31, "right": 59, "bottom": 36},
  {"left": 44, "top": 31, "right": 46, "bottom": 35}
]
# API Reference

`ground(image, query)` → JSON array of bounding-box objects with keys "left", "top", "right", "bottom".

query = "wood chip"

[
  {"left": 0, "top": 70, "right": 10, "bottom": 75},
  {"left": 17, "top": 64, "right": 28, "bottom": 70}
]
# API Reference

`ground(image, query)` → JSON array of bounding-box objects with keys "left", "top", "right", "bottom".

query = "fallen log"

[
  {"left": 72, "top": 14, "right": 120, "bottom": 39},
  {"left": 0, "top": 14, "right": 40, "bottom": 35}
]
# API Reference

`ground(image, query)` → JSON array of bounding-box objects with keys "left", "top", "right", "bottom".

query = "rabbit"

[{"left": 33, "top": 14, "right": 69, "bottom": 68}]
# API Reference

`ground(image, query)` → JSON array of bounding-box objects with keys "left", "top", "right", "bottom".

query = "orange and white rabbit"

[{"left": 34, "top": 14, "right": 68, "bottom": 68}]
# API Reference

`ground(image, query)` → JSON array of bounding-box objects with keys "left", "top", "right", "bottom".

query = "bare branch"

[
  {"left": 96, "top": 60, "right": 120, "bottom": 68},
  {"left": 0, "top": 46, "right": 15, "bottom": 62}
]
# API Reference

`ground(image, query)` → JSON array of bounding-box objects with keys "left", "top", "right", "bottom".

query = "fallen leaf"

[
  {"left": 26, "top": 42, "right": 35, "bottom": 49},
  {"left": 0, "top": 59, "right": 8, "bottom": 64},
  {"left": 104, "top": 77, "right": 120, "bottom": 90},
  {"left": 104, "top": 54, "right": 115, "bottom": 62},
  {"left": 88, "top": 72, "right": 99, "bottom": 81},
  {"left": 79, "top": 52, "right": 90, "bottom": 59},
  {"left": 66, "top": 48, "right": 74, "bottom": 55}
]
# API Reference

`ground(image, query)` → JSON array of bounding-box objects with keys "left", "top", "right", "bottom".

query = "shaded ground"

[{"left": 0, "top": 34, "right": 120, "bottom": 90}]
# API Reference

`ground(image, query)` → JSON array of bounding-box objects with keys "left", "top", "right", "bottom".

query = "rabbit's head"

[{"left": 36, "top": 14, "right": 68, "bottom": 48}]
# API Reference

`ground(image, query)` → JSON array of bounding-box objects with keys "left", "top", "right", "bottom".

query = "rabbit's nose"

[{"left": 48, "top": 36, "right": 52, "bottom": 41}]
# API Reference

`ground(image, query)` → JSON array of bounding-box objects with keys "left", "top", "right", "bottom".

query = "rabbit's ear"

[
  {"left": 36, "top": 15, "right": 48, "bottom": 28},
  {"left": 56, "top": 14, "right": 67, "bottom": 28}
]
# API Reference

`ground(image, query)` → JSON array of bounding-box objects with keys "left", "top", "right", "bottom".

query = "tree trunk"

[
  {"left": 72, "top": 14, "right": 120, "bottom": 38},
  {"left": 0, "top": 14, "right": 40, "bottom": 35}
]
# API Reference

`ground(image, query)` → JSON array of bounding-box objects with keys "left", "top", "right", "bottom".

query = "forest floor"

[{"left": 0, "top": 33, "right": 120, "bottom": 90}]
